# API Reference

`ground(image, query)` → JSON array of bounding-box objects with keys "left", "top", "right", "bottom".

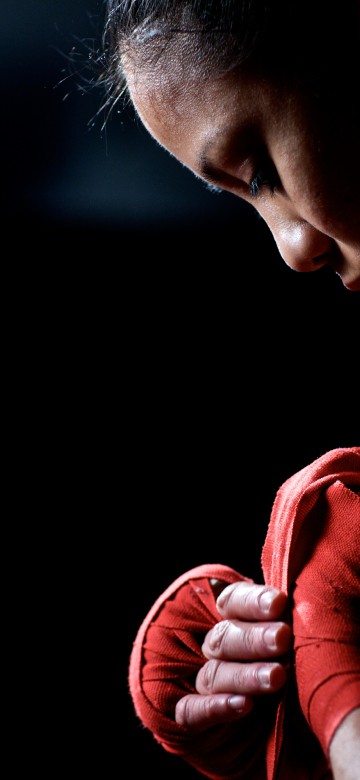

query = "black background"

[{"left": 4, "top": 2, "right": 358, "bottom": 777}]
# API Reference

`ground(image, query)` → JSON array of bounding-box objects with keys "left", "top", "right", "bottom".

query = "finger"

[
  {"left": 175, "top": 692, "right": 254, "bottom": 732},
  {"left": 196, "top": 659, "right": 288, "bottom": 696},
  {"left": 216, "top": 582, "right": 288, "bottom": 620},
  {"left": 202, "top": 619, "right": 293, "bottom": 660}
]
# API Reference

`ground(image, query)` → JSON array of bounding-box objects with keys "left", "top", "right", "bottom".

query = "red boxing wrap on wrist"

[
  {"left": 128, "top": 448, "right": 360, "bottom": 780},
  {"left": 262, "top": 446, "right": 360, "bottom": 779},
  {"left": 128, "top": 564, "right": 266, "bottom": 779}
]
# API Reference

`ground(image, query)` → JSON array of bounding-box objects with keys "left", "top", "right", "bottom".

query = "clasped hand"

[{"left": 175, "top": 581, "right": 292, "bottom": 731}]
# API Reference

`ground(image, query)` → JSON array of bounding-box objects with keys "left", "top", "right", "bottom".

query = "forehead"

[
  {"left": 129, "top": 64, "right": 249, "bottom": 149},
  {"left": 126, "top": 62, "right": 285, "bottom": 174}
]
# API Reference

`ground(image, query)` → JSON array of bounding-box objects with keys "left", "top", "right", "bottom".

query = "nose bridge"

[{"left": 264, "top": 206, "right": 333, "bottom": 273}]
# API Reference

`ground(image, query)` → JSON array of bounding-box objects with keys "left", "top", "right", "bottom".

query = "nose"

[{"left": 270, "top": 220, "right": 333, "bottom": 273}]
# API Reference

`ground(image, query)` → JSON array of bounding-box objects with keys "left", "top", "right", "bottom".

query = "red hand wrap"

[
  {"left": 128, "top": 448, "right": 360, "bottom": 780},
  {"left": 129, "top": 564, "right": 267, "bottom": 779},
  {"left": 262, "top": 446, "right": 360, "bottom": 778}
]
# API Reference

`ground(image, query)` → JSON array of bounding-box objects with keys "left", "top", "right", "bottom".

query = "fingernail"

[
  {"left": 259, "top": 590, "right": 275, "bottom": 613},
  {"left": 264, "top": 626, "right": 278, "bottom": 649},
  {"left": 258, "top": 667, "right": 271, "bottom": 688},
  {"left": 228, "top": 695, "right": 246, "bottom": 710}
]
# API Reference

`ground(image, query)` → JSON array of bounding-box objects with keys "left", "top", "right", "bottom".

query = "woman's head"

[{"left": 101, "top": 1, "right": 360, "bottom": 290}]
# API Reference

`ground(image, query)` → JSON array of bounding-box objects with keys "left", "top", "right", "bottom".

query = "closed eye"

[{"left": 249, "top": 161, "right": 279, "bottom": 198}]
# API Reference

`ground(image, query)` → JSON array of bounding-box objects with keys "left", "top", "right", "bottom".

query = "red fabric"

[
  {"left": 129, "top": 447, "right": 360, "bottom": 780},
  {"left": 261, "top": 446, "right": 360, "bottom": 779},
  {"left": 128, "top": 564, "right": 271, "bottom": 779},
  {"left": 129, "top": 563, "right": 249, "bottom": 743}
]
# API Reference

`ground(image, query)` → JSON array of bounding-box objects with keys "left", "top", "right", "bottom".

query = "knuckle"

[
  {"left": 207, "top": 620, "right": 231, "bottom": 654},
  {"left": 217, "top": 581, "right": 257, "bottom": 616},
  {"left": 199, "top": 659, "right": 222, "bottom": 691},
  {"left": 175, "top": 696, "right": 190, "bottom": 727},
  {"left": 216, "top": 582, "right": 237, "bottom": 609}
]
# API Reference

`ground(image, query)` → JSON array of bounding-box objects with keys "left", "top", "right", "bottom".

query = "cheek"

[
  {"left": 290, "top": 132, "right": 360, "bottom": 240},
  {"left": 275, "top": 154, "right": 360, "bottom": 243},
  {"left": 306, "top": 191, "right": 360, "bottom": 244}
]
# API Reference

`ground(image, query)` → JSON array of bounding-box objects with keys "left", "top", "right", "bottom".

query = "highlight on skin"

[{"left": 97, "top": 1, "right": 360, "bottom": 290}]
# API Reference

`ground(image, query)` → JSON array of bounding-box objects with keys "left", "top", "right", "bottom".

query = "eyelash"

[
  {"left": 249, "top": 162, "right": 278, "bottom": 198},
  {"left": 205, "top": 182, "right": 223, "bottom": 195}
]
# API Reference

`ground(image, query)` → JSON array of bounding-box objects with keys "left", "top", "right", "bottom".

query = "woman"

[
  {"left": 127, "top": 448, "right": 360, "bottom": 780},
  {"left": 98, "top": 2, "right": 360, "bottom": 778},
  {"left": 100, "top": 1, "right": 360, "bottom": 291}
]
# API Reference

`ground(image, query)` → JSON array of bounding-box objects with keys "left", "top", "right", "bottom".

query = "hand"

[{"left": 175, "top": 581, "right": 292, "bottom": 732}]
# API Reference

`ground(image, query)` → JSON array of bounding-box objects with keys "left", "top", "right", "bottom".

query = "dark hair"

[
  {"left": 100, "top": 1, "right": 281, "bottom": 112},
  {"left": 98, "top": 1, "right": 358, "bottom": 122}
]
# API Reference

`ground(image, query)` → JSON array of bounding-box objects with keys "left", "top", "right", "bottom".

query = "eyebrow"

[
  {"left": 193, "top": 127, "right": 228, "bottom": 181},
  {"left": 198, "top": 147, "right": 229, "bottom": 188},
  {"left": 196, "top": 128, "right": 251, "bottom": 193}
]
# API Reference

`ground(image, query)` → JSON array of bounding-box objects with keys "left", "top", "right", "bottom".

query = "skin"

[
  {"left": 175, "top": 582, "right": 292, "bottom": 730},
  {"left": 126, "top": 64, "right": 360, "bottom": 291},
  {"left": 124, "top": 47, "right": 360, "bottom": 777},
  {"left": 329, "top": 708, "right": 360, "bottom": 780},
  {"left": 176, "top": 581, "right": 359, "bottom": 780}
]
